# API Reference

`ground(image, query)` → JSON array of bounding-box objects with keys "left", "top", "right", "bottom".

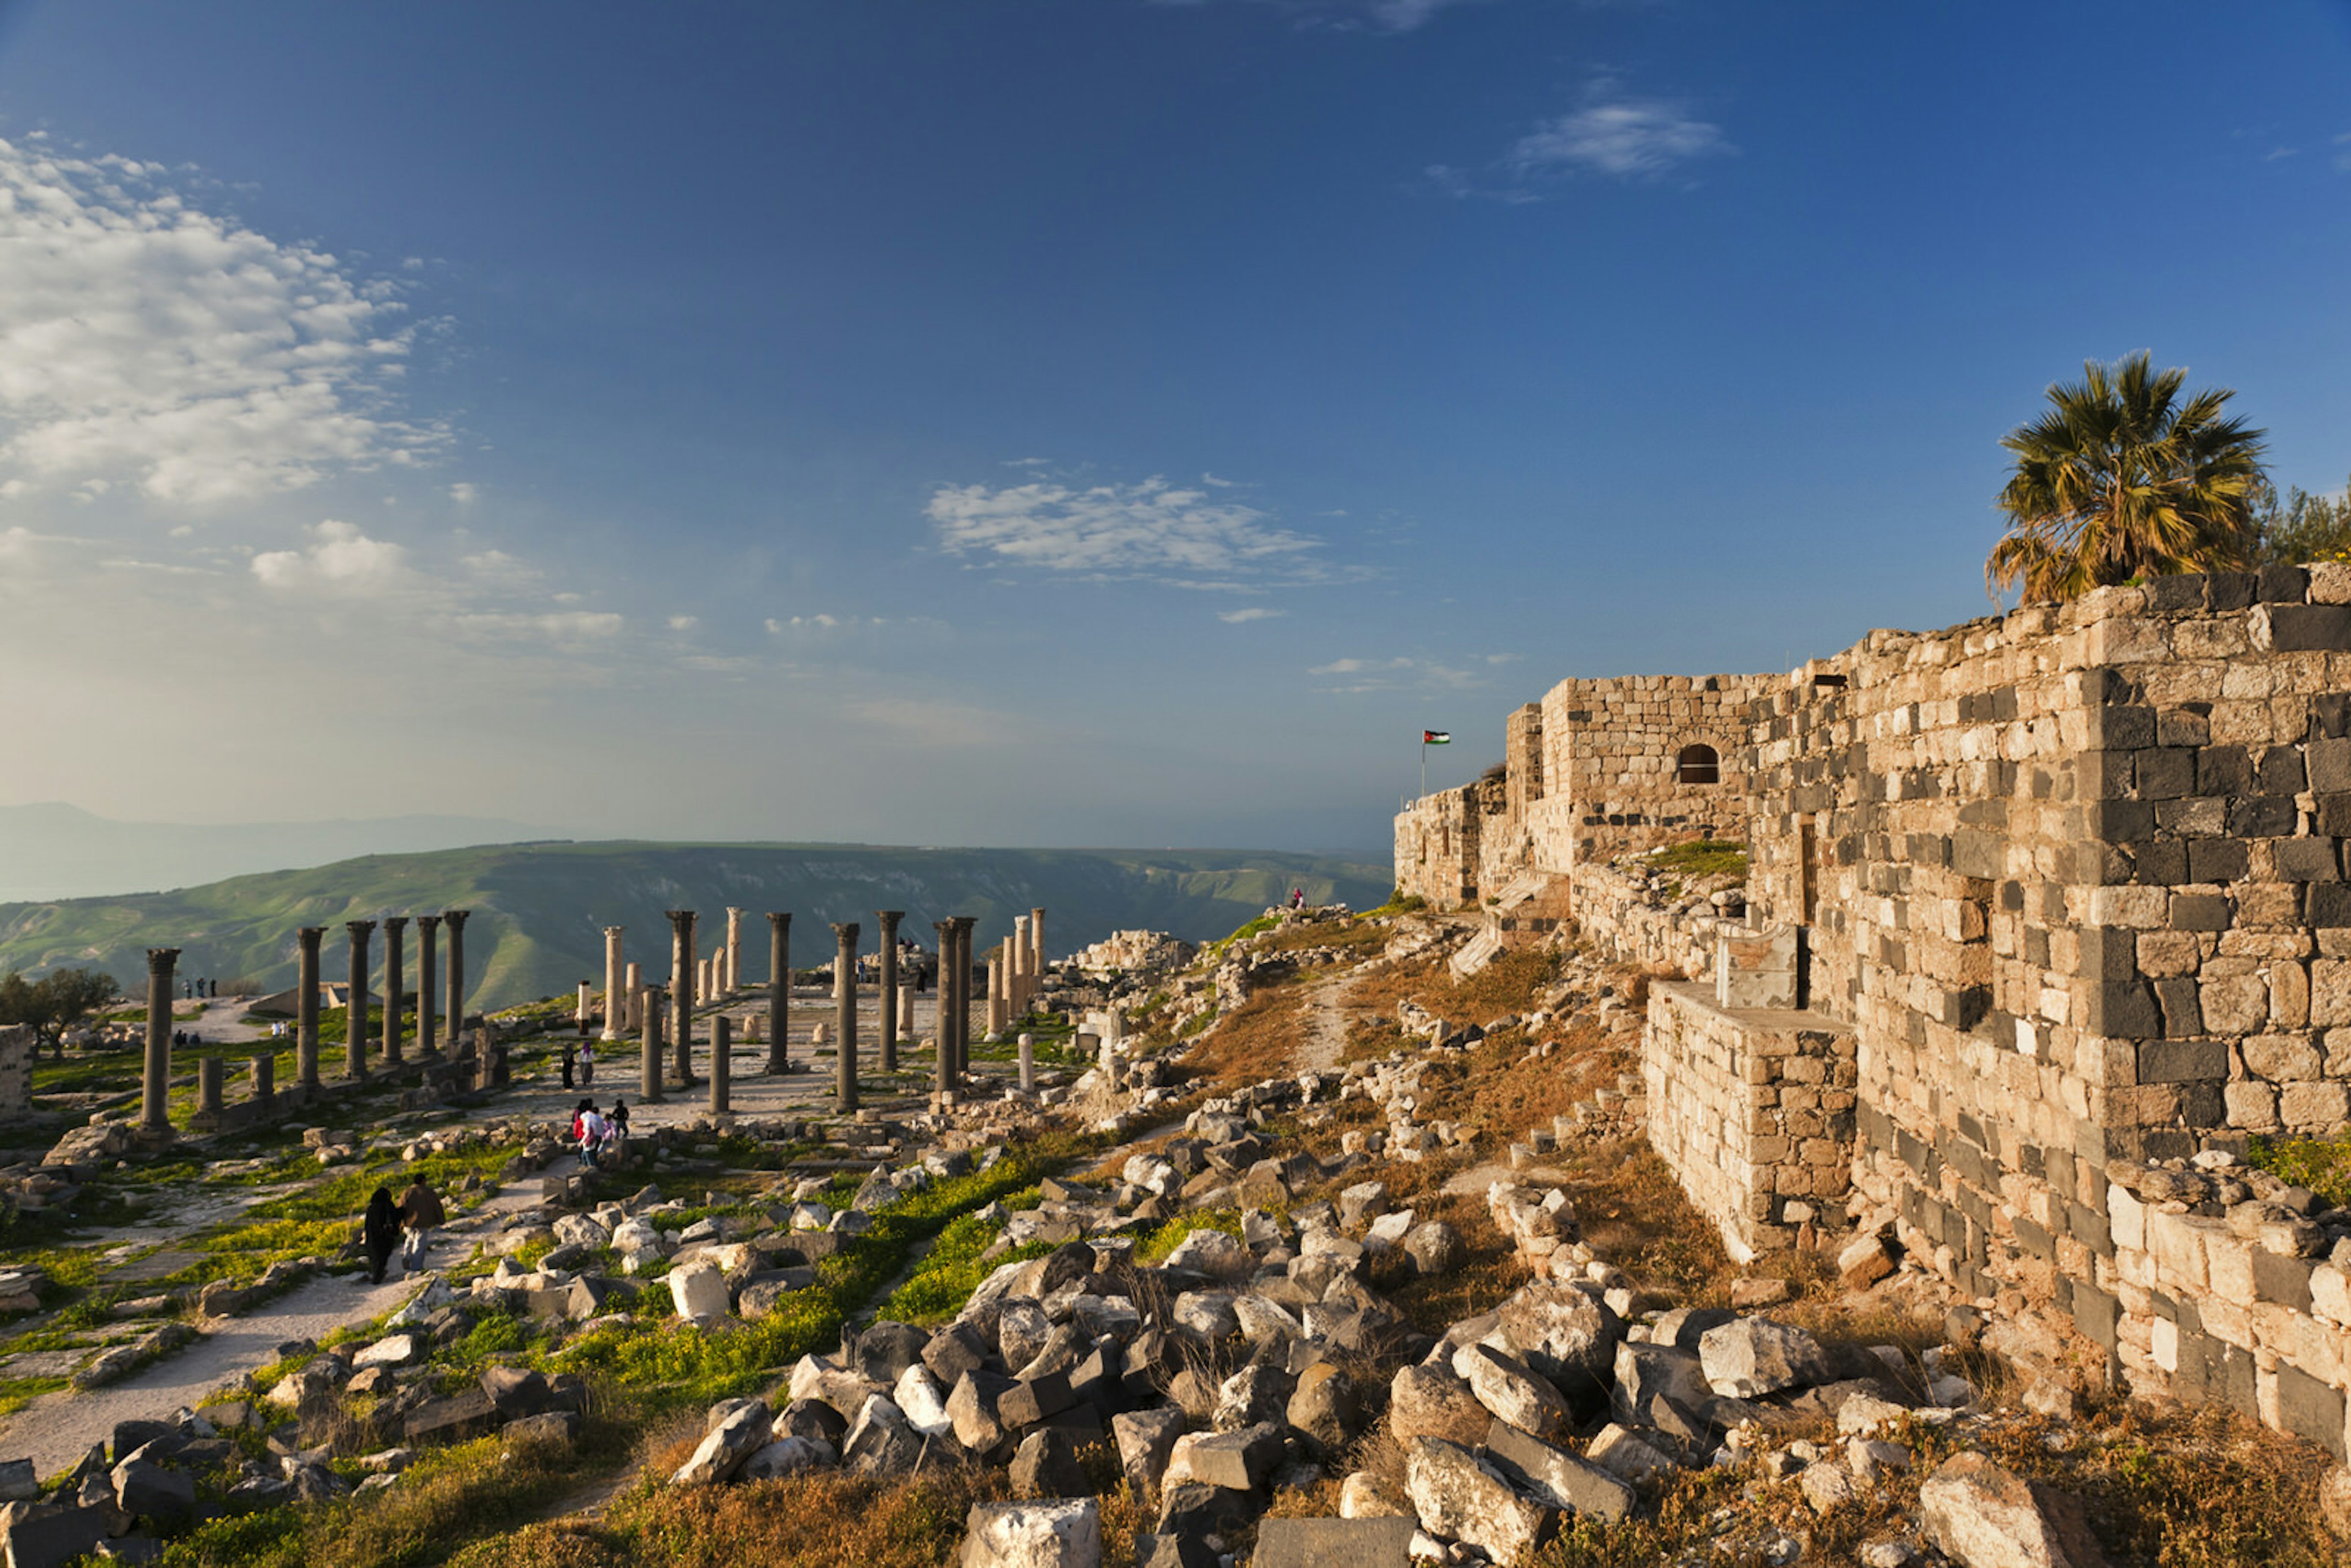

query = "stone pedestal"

[
  {"left": 251, "top": 1052, "right": 274, "bottom": 1111},
  {"left": 344, "top": 921, "right": 375, "bottom": 1080},
  {"left": 443, "top": 910, "right": 471, "bottom": 1042},
  {"left": 766, "top": 912, "right": 791, "bottom": 1074},
  {"left": 576, "top": 981, "right": 593, "bottom": 1027},
  {"left": 416, "top": 912, "right": 441, "bottom": 1058},
  {"left": 381, "top": 916, "right": 408, "bottom": 1065},
  {"left": 141, "top": 946, "right": 179, "bottom": 1133},
  {"left": 642, "top": 986, "right": 666, "bottom": 1103},
  {"left": 833, "top": 922, "right": 861, "bottom": 1113},
  {"left": 877, "top": 910, "right": 903, "bottom": 1074},
  {"left": 710, "top": 1015, "right": 731, "bottom": 1114},
  {"left": 602, "top": 926, "right": 625, "bottom": 1041},
  {"left": 667, "top": 909, "right": 697, "bottom": 1087},
  {"left": 295, "top": 926, "right": 324, "bottom": 1092},
  {"left": 1018, "top": 1032, "right": 1035, "bottom": 1094}
]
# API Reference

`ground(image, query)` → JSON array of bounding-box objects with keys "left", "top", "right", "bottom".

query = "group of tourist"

[
  {"left": 571, "top": 1097, "right": 631, "bottom": 1168},
  {"left": 358, "top": 1176, "right": 445, "bottom": 1285},
  {"left": 181, "top": 978, "right": 221, "bottom": 999}
]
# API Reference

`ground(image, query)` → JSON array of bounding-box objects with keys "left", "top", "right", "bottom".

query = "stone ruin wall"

[
  {"left": 1522, "top": 673, "right": 1765, "bottom": 880},
  {"left": 1642, "top": 983, "right": 1857, "bottom": 1262},
  {"left": 1400, "top": 561, "right": 2351, "bottom": 1460},
  {"left": 0, "top": 1024, "right": 29, "bottom": 1114},
  {"left": 1393, "top": 775, "right": 1502, "bottom": 910}
]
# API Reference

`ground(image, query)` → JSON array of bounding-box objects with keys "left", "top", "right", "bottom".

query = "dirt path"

[
  {"left": 0, "top": 1180, "right": 546, "bottom": 1480},
  {"left": 1295, "top": 969, "right": 1360, "bottom": 1074}
]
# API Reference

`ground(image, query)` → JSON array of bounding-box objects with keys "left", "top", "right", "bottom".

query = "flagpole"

[{"left": 1420, "top": 734, "right": 1427, "bottom": 799}]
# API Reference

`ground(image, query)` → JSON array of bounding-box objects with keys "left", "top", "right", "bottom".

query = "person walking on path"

[
  {"left": 579, "top": 1038, "right": 596, "bottom": 1088},
  {"left": 397, "top": 1177, "right": 446, "bottom": 1274},
  {"left": 361, "top": 1188, "right": 400, "bottom": 1285},
  {"left": 561, "top": 1040, "right": 576, "bottom": 1089},
  {"left": 573, "top": 1100, "right": 606, "bottom": 1169}
]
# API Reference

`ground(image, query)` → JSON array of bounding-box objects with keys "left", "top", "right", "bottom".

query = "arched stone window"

[{"left": 1676, "top": 743, "right": 1720, "bottom": 785}]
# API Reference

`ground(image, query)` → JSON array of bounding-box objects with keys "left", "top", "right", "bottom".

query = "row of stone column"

[
  {"left": 139, "top": 906, "right": 473, "bottom": 1136},
  {"left": 987, "top": 906, "right": 1049, "bottom": 1035}
]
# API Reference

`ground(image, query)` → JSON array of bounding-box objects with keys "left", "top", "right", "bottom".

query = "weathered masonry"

[{"left": 1398, "top": 563, "right": 2351, "bottom": 1460}]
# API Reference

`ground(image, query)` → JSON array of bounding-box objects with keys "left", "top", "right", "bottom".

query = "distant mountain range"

[
  {"left": 0, "top": 803, "right": 559, "bottom": 902},
  {"left": 0, "top": 841, "right": 1391, "bottom": 1011}
]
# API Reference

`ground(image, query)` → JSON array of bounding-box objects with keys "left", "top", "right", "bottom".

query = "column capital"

[
  {"left": 949, "top": 915, "right": 978, "bottom": 934},
  {"left": 345, "top": 920, "right": 376, "bottom": 938},
  {"left": 727, "top": 905, "right": 744, "bottom": 919},
  {"left": 832, "top": 921, "right": 861, "bottom": 943},
  {"left": 604, "top": 924, "right": 624, "bottom": 937},
  {"left": 146, "top": 947, "right": 181, "bottom": 974},
  {"left": 876, "top": 909, "right": 904, "bottom": 931},
  {"left": 934, "top": 920, "right": 953, "bottom": 937},
  {"left": 767, "top": 910, "right": 791, "bottom": 930},
  {"left": 666, "top": 909, "right": 698, "bottom": 932},
  {"left": 297, "top": 926, "right": 324, "bottom": 948},
  {"left": 441, "top": 909, "right": 470, "bottom": 931},
  {"left": 383, "top": 914, "right": 409, "bottom": 933},
  {"left": 416, "top": 913, "right": 441, "bottom": 931}
]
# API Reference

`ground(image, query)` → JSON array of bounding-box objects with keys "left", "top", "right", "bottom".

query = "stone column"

[
  {"left": 601, "top": 927, "right": 624, "bottom": 1040},
  {"left": 443, "top": 910, "right": 471, "bottom": 1037},
  {"left": 642, "top": 985, "right": 666, "bottom": 1102},
  {"left": 381, "top": 916, "right": 407, "bottom": 1066},
  {"left": 951, "top": 917, "right": 978, "bottom": 1085},
  {"left": 197, "top": 1057, "right": 225, "bottom": 1120},
  {"left": 726, "top": 908, "right": 744, "bottom": 997},
  {"left": 345, "top": 921, "right": 375, "bottom": 1079},
  {"left": 766, "top": 913, "right": 791, "bottom": 1073},
  {"left": 1018, "top": 1032, "right": 1035, "bottom": 1094},
  {"left": 141, "top": 946, "right": 179, "bottom": 1133},
  {"left": 988, "top": 950, "right": 1010, "bottom": 1036},
  {"left": 416, "top": 913, "right": 441, "bottom": 1057},
  {"left": 1030, "top": 907, "right": 1046, "bottom": 975},
  {"left": 710, "top": 1014, "right": 731, "bottom": 1114},
  {"left": 576, "top": 981, "right": 593, "bottom": 1027},
  {"left": 624, "top": 962, "right": 642, "bottom": 1029},
  {"left": 932, "top": 920, "right": 954, "bottom": 1103},
  {"left": 877, "top": 910, "right": 903, "bottom": 1074},
  {"left": 899, "top": 983, "right": 915, "bottom": 1039},
  {"left": 252, "top": 1052, "right": 274, "bottom": 1111},
  {"left": 295, "top": 927, "right": 323, "bottom": 1092},
  {"left": 667, "top": 910, "right": 697, "bottom": 1087},
  {"left": 833, "top": 921, "right": 860, "bottom": 1112},
  {"left": 1013, "top": 916, "right": 1030, "bottom": 981}
]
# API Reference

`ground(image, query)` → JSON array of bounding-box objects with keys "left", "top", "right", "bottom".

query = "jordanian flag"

[{"left": 1423, "top": 730, "right": 1450, "bottom": 744}]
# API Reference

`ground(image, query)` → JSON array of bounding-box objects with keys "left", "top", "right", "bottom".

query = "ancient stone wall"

[
  {"left": 1400, "top": 560, "right": 2351, "bottom": 1457},
  {"left": 1523, "top": 673, "right": 1767, "bottom": 877},
  {"left": 0, "top": 1024, "right": 29, "bottom": 1114},
  {"left": 1643, "top": 983, "right": 1856, "bottom": 1261},
  {"left": 1392, "top": 777, "right": 1502, "bottom": 910}
]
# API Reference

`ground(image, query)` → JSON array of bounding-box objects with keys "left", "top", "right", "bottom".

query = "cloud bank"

[{"left": 0, "top": 137, "right": 444, "bottom": 508}]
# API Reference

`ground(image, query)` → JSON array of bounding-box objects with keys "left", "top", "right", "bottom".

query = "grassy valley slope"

[{"left": 0, "top": 841, "right": 1389, "bottom": 1011}]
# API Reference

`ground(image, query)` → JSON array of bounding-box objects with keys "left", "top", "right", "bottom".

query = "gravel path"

[
  {"left": 0, "top": 1183, "right": 546, "bottom": 1480},
  {"left": 1296, "top": 970, "right": 1360, "bottom": 1074}
]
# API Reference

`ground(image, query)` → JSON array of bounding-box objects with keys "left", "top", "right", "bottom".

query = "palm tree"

[{"left": 1987, "top": 351, "right": 2267, "bottom": 603}]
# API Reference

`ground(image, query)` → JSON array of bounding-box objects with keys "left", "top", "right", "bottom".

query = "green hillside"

[{"left": 0, "top": 841, "right": 1390, "bottom": 1011}]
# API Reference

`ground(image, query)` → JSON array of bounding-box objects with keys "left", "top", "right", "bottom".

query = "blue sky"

[{"left": 0, "top": 0, "right": 2345, "bottom": 855}]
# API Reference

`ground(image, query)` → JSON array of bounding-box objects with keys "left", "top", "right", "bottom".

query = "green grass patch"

[
  {"left": 1136, "top": 1207, "right": 1245, "bottom": 1265},
  {"left": 1643, "top": 839, "right": 1749, "bottom": 883},
  {"left": 2248, "top": 1131, "right": 2351, "bottom": 1210}
]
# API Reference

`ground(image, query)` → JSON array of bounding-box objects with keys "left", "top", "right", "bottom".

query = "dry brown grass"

[{"left": 1183, "top": 977, "right": 1316, "bottom": 1092}]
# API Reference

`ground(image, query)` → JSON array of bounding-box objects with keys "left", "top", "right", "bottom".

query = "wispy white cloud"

[
  {"left": 929, "top": 471, "right": 1327, "bottom": 583},
  {"left": 668, "top": 614, "right": 700, "bottom": 631},
  {"left": 1309, "top": 654, "right": 1487, "bottom": 693},
  {"left": 1508, "top": 84, "right": 1732, "bottom": 181},
  {"left": 449, "top": 481, "right": 479, "bottom": 504},
  {"left": 1152, "top": 0, "right": 1487, "bottom": 33},
  {"left": 1219, "top": 606, "right": 1284, "bottom": 623},
  {"left": 0, "top": 135, "right": 444, "bottom": 506}
]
